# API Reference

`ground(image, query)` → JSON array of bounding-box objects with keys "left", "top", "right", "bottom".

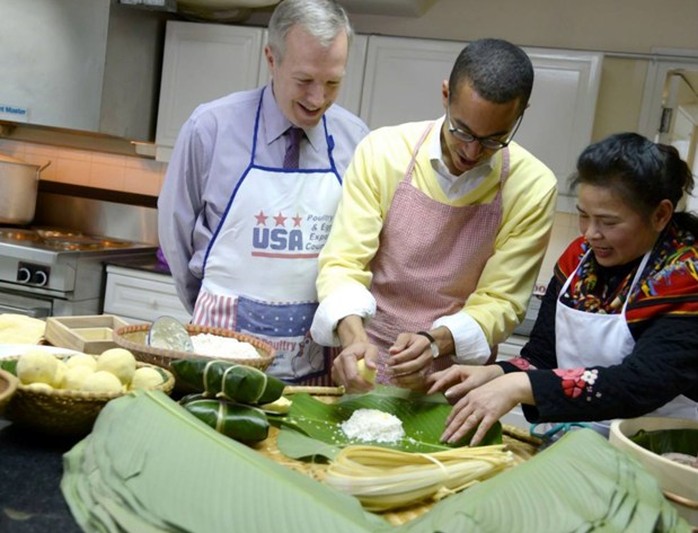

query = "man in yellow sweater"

[{"left": 310, "top": 38, "right": 558, "bottom": 392}]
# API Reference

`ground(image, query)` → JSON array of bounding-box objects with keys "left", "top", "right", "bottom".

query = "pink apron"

[
  {"left": 192, "top": 88, "right": 339, "bottom": 385},
  {"left": 366, "top": 122, "right": 508, "bottom": 383}
]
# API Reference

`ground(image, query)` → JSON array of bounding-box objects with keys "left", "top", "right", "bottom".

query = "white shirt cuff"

[
  {"left": 310, "top": 284, "right": 376, "bottom": 347},
  {"left": 433, "top": 313, "right": 491, "bottom": 365}
]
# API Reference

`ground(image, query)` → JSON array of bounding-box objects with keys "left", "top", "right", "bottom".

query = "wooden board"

[
  {"left": 44, "top": 315, "right": 130, "bottom": 355},
  {"left": 254, "top": 393, "right": 541, "bottom": 526}
]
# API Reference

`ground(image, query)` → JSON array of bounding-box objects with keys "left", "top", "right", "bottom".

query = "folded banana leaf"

[
  {"left": 271, "top": 386, "right": 502, "bottom": 460},
  {"left": 629, "top": 428, "right": 698, "bottom": 456},
  {"left": 182, "top": 398, "right": 270, "bottom": 443},
  {"left": 62, "top": 392, "right": 688, "bottom": 533},
  {"left": 170, "top": 359, "right": 285, "bottom": 404}
]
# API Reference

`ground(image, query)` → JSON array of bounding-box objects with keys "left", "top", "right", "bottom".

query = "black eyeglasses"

[{"left": 446, "top": 110, "right": 524, "bottom": 150}]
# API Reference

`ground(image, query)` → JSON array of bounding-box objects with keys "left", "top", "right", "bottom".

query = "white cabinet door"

[
  {"left": 360, "top": 36, "right": 462, "bottom": 129},
  {"left": 104, "top": 266, "right": 191, "bottom": 324},
  {"left": 155, "top": 22, "right": 265, "bottom": 161},
  {"left": 518, "top": 49, "right": 603, "bottom": 211},
  {"left": 359, "top": 36, "right": 603, "bottom": 211}
]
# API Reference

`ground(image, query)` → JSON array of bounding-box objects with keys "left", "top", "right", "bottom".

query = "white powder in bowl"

[
  {"left": 340, "top": 408, "right": 405, "bottom": 443},
  {"left": 189, "top": 333, "right": 261, "bottom": 360}
]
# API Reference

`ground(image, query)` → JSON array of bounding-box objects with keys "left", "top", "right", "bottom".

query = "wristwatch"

[{"left": 417, "top": 331, "right": 440, "bottom": 359}]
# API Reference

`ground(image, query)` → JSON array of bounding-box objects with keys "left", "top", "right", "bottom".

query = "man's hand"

[
  {"left": 386, "top": 332, "right": 433, "bottom": 391},
  {"left": 331, "top": 344, "right": 379, "bottom": 393}
]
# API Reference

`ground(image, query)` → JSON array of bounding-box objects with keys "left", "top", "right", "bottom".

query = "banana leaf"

[
  {"left": 629, "top": 428, "right": 698, "bottom": 456},
  {"left": 61, "top": 390, "right": 392, "bottom": 533},
  {"left": 61, "top": 393, "right": 689, "bottom": 533},
  {"left": 400, "top": 429, "right": 690, "bottom": 533},
  {"left": 271, "top": 385, "right": 502, "bottom": 460},
  {"left": 182, "top": 398, "right": 270, "bottom": 443},
  {"left": 170, "top": 358, "right": 285, "bottom": 404}
]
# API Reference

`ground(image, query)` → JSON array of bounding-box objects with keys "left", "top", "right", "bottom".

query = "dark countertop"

[
  {"left": 0, "top": 420, "right": 81, "bottom": 532},
  {"left": 105, "top": 253, "right": 172, "bottom": 276}
]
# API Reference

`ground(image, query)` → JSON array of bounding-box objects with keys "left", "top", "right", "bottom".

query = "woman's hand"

[
  {"left": 439, "top": 372, "right": 533, "bottom": 446},
  {"left": 331, "top": 342, "right": 379, "bottom": 393},
  {"left": 426, "top": 364, "right": 504, "bottom": 403}
]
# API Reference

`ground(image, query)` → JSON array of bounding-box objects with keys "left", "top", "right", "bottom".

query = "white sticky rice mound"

[
  {"left": 340, "top": 408, "right": 405, "bottom": 443},
  {"left": 190, "top": 333, "right": 260, "bottom": 360}
]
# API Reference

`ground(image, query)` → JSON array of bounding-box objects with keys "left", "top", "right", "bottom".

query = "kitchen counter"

[
  {"left": 104, "top": 253, "right": 171, "bottom": 276},
  {"left": 0, "top": 420, "right": 80, "bottom": 532}
]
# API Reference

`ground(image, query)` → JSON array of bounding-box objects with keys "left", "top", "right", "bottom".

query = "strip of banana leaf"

[
  {"left": 61, "top": 390, "right": 392, "bottom": 533},
  {"left": 399, "top": 429, "right": 690, "bottom": 533},
  {"left": 182, "top": 398, "right": 270, "bottom": 443},
  {"left": 629, "top": 428, "right": 698, "bottom": 456},
  {"left": 170, "top": 358, "right": 285, "bottom": 404},
  {"left": 270, "top": 385, "right": 502, "bottom": 460}
]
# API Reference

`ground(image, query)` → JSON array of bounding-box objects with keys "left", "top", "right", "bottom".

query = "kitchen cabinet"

[
  {"left": 359, "top": 36, "right": 603, "bottom": 212},
  {"left": 0, "top": 0, "right": 165, "bottom": 141},
  {"left": 154, "top": 22, "right": 265, "bottom": 161},
  {"left": 103, "top": 265, "right": 191, "bottom": 324},
  {"left": 154, "top": 21, "right": 368, "bottom": 162}
]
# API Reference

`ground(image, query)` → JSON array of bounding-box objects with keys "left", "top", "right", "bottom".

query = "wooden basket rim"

[{"left": 113, "top": 323, "right": 276, "bottom": 363}]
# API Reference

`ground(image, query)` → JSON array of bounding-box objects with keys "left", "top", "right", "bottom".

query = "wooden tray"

[
  {"left": 45, "top": 315, "right": 130, "bottom": 355},
  {"left": 255, "top": 392, "right": 541, "bottom": 526}
]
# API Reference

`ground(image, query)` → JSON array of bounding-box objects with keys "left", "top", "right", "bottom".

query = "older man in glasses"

[{"left": 310, "top": 38, "right": 558, "bottom": 393}]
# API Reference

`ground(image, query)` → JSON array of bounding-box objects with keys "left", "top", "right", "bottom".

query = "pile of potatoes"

[{"left": 16, "top": 347, "right": 164, "bottom": 394}]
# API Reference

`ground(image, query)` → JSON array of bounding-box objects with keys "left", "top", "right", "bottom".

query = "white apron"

[
  {"left": 555, "top": 249, "right": 697, "bottom": 430},
  {"left": 192, "top": 88, "right": 340, "bottom": 384}
]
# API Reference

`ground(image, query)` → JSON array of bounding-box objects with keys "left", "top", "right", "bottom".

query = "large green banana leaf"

[
  {"left": 271, "top": 385, "right": 502, "bottom": 460},
  {"left": 61, "top": 392, "right": 689, "bottom": 533}
]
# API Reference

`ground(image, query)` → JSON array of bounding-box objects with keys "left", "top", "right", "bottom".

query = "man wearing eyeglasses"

[{"left": 310, "top": 38, "right": 558, "bottom": 392}]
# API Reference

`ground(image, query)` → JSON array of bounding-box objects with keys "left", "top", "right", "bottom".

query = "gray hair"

[
  {"left": 267, "top": 0, "right": 353, "bottom": 63},
  {"left": 449, "top": 38, "right": 534, "bottom": 114}
]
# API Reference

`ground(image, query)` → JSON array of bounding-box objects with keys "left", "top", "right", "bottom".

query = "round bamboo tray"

[
  {"left": 112, "top": 323, "right": 276, "bottom": 372},
  {"left": 3, "top": 356, "right": 174, "bottom": 437}
]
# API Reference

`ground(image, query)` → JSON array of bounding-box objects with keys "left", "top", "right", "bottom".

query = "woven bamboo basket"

[
  {"left": 3, "top": 356, "right": 175, "bottom": 436},
  {"left": 0, "top": 369, "right": 18, "bottom": 416},
  {"left": 112, "top": 323, "right": 276, "bottom": 372}
]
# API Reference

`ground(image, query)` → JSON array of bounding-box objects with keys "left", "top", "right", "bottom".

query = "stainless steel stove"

[{"left": 0, "top": 226, "right": 157, "bottom": 317}]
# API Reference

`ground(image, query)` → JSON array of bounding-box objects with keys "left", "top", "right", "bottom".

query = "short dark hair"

[
  {"left": 571, "top": 132, "right": 696, "bottom": 227},
  {"left": 448, "top": 38, "right": 534, "bottom": 114}
]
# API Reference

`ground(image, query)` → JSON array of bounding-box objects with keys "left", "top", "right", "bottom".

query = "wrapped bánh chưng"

[
  {"left": 181, "top": 397, "right": 270, "bottom": 443},
  {"left": 170, "top": 359, "right": 285, "bottom": 405}
]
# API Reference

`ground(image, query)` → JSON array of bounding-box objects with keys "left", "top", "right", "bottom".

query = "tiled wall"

[
  {"left": 0, "top": 139, "right": 167, "bottom": 197},
  {"left": 0, "top": 138, "right": 579, "bottom": 286}
]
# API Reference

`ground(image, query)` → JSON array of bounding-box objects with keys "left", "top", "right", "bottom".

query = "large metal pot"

[{"left": 0, "top": 154, "right": 50, "bottom": 225}]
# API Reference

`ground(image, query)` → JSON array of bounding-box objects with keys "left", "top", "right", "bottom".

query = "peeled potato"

[
  {"left": 356, "top": 358, "right": 376, "bottom": 384},
  {"left": 16, "top": 349, "right": 59, "bottom": 385},
  {"left": 129, "top": 367, "right": 163, "bottom": 390},
  {"left": 23, "top": 382, "right": 54, "bottom": 393},
  {"left": 96, "top": 348, "right": 136, "bottom": 385},
  {"left": 52, "top": 360, "right": 68, "bottom": 388},
  {"left": 65, "top": 352, "right": 98, "bottom": 371},
  {"left": 61, "top": 365, "right": 95, "bottom": 390},
  {"left": 80, "top": 371, "right": 123, "bottom": 394}
]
